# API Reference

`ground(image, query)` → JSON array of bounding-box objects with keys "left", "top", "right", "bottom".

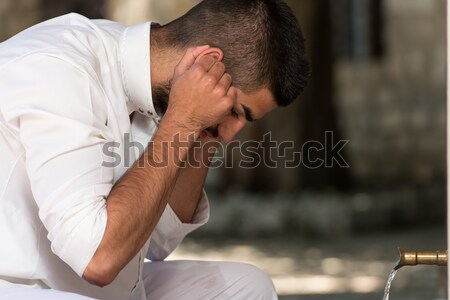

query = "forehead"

[{"left": 237, "top": 88, "right": 277, "bottom": 121}]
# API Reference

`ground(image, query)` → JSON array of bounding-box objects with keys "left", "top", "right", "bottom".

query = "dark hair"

[{"left": 158, "top": 0, "right": 310, "bottom": 107}]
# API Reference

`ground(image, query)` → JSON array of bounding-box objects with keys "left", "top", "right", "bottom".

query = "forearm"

[
  {"left": 83, "top": 46, "right": 236, "bottom": 287},
  {"left": 83, "top": 115, "right": 195, "bottom": 286},
  {"left": 169, "top": 138, "right": 218, "bottom": 223}
]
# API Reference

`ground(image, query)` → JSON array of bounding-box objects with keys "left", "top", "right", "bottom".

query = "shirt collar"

[{"left": 120, "top": 22, "right": 159, "bottom": 120}]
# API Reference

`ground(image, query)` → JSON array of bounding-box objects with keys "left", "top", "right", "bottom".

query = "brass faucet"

[{"left": 398, "top": 249, "right": 448, "bottom": 268}]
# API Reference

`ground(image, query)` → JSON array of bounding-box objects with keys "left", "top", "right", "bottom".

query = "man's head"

[{"left": 155, "top": 0, "right": 310, "bottom": 107}]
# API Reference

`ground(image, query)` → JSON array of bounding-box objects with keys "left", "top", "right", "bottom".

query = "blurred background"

[{"left": 1, "top": 0, "right": 447, "bottom": 299}]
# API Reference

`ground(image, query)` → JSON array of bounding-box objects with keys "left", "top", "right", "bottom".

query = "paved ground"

[{"left": 167, "top": 226, "right": 447, "bottom": 300}]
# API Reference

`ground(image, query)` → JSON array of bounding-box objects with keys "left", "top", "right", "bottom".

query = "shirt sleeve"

[
  {"left": 0, "top": 54, "right": 113, "bottom": 277},
  {"left": 146, "top": 190, "right": 210, "bottom": 261}
]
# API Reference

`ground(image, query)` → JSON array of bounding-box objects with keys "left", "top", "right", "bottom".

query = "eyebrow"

[{"left": 242, "top": 105, "right": 257, "bottom": 122}]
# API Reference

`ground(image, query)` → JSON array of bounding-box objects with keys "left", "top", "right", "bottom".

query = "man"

[{"left": 0, "top": 0, "right": 309, "bottom": 299}]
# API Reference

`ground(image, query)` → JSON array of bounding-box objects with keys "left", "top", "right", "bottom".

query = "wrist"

[
  {"left": 187, "top": 138, "right": 219, "bottom": 167},
  {"left": 163, "top": 109, "right": 203, "bottom": 137},
  {"left": 145, "top": 113, "right": 198, "bottom": 167}
]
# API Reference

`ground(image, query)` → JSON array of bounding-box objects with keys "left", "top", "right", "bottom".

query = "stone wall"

[
  {"left": 335, "top": 0, "right": 447, "bottom": 187},
  {"left": 0, "top": 0, "right": 446, "bottom": 234},
  {"left": 0, "top": 0, "right": 104, "bottom": 42},
  {"left": 0, "top": 0, "right": 40, "bottom": 41},
  {"left": 194, "top": 184, "right": 445, "bottom": 237},
  {"left": 107, "top": 0, "right": 200, "bottom": 25}
]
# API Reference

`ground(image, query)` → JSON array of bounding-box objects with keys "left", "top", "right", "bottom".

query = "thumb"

[{"left": 174, "top": 45, "right": 210, "bottom": 78}]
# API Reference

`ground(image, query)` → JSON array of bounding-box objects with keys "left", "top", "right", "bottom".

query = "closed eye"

[{"left": 242, "top": 105, "right": 257, "bottom": 122}]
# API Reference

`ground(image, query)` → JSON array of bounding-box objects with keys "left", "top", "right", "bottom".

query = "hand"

[
  {"left": 217, "top": 111, "right": 247, "bottom": 143},
  {"left": 200, "top": 100, "right": 247, "bottom": 144},
  {"left": 165, "top": 46, "right": 236, "bottom": 134}
]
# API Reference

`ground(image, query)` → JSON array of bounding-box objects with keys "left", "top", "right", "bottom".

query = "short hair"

[{"left": 159, "top": 0, "right": 310, "bottom": 107}]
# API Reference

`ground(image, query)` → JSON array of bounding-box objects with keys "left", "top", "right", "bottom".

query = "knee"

[{"left": 228, "top": 262, "right": 277, "bottom": 300}]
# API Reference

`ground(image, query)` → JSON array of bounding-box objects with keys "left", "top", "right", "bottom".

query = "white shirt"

[{"left": 0, "top": 13, "right": 209, "bottom": 300}]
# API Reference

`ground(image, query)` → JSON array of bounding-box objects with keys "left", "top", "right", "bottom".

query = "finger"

[
  {"left": 216, "top": 73, "right": 232, "bottom": 94},
  {"left": 220, "top": 88, "right": 238, "bottom": 119},
  {"left": 226, "top": 86, "right": 238, "bottom": 101},
  {"left": 207, "top": 61, "right": 226, "bottom": 80},
  {"left": 194, "top": 55, "right": 218, "bottom": 73},
  {"left": 174, "top": 45, "right": 210, "bottom": 78}
]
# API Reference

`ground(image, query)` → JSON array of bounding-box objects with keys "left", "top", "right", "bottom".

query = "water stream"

[{"left": 382, "top": 261, "right": 401, "bottom": 300}]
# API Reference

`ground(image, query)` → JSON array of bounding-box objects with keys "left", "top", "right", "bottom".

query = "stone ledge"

[{"left": 192, "top": 186, "right": 445, "bottom": 238}]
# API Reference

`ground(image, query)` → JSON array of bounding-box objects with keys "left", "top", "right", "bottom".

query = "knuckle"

[
  {"left": 229, "top": 86, "right": 238, "bottom": 97},
  {"left": 222, "top": 96, "right": 235, "bottom": 108},
  {"left": 204, "top": 74, "right": 217, "bottom": 86},
  {"left": 214, "top": 85, "right": 227, "bottom": 96},
  {"left": 191, "top": 65, "right": 205, "bottom": 77},
  {"left": 221, "top": 74, "right": 232, "bottom": 86}
]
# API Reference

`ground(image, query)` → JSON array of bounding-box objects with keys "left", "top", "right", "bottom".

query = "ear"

[{"left": 196, "top": 47, "right": 224, "bottom": 62}]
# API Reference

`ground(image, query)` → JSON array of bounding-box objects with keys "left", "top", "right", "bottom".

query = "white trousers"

[{"left": 0, "top": 261, "right": 278, "bottom": 300}]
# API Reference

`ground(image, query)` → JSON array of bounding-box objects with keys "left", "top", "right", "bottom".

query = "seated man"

[{"left": 0, "top": 0, "right": 309, "bottom": 299}]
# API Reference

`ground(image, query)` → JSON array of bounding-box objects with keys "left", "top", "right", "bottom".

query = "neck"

[{"left": 150, "top": 28, "right": 182, "bottom": 89}]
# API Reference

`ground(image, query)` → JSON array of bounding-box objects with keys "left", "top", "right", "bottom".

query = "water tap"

[{"left": 398, "top": 249, "right": 448, "bottom": 268}]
